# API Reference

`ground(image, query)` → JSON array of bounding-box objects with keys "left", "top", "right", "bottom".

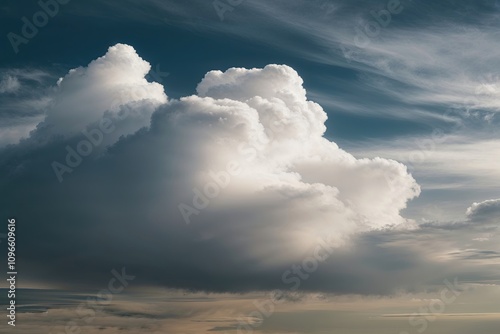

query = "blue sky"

[{"left": 0, "top": 1, "right": 499, "bottom": 333}]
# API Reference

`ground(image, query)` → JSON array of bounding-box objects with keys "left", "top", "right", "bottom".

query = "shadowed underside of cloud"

[
  {"left": 467, "top": 199, "right": 500, "bottom": 222},
  {"left": 4, "top": 43, "right": 497, "bottom": 295}
]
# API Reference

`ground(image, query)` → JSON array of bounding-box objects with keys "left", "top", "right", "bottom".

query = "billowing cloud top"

[
  {"left": 1, "top": 44, "right": 421, "bottom": 293},
  {"left": 34, "top": 43, "right": 167, "bottom": 141}
]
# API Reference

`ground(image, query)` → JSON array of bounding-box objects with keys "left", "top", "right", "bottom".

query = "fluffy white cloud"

[
  {"left": 33, "top": 43, "right": 167, "bottom": 142},
  {"left": 1, "top": 44, "right": 421, "bottom": 291},
  {"left": 178, "top": 63, "right": 421, "bottom": 232}
]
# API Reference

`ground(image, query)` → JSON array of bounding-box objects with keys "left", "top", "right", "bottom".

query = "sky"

[{"left": 0, "top": 0, "right": 499, "bottom": 333}]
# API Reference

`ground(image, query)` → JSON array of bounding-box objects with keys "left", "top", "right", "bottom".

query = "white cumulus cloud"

[
  {"left": 0, "top": 43, "right": 421, "bottom": 292},
  {"left": 33, "top": 43, "right": 167, "bottom": 142}
]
